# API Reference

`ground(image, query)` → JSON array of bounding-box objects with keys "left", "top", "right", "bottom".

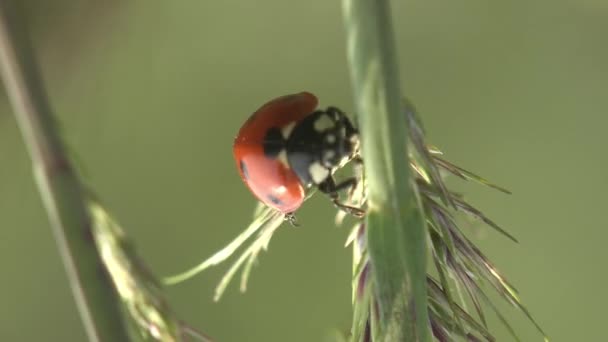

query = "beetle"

[{"left": 233, "top": 91, "right": 364, "bottom": 223}]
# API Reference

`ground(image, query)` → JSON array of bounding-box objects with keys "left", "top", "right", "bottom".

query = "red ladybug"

[{"left": 233, "top": 92, "right": 363, "bottom": 223}]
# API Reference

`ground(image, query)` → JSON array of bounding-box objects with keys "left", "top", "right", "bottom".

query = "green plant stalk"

[
  {"left": 342, "top": 1, "right": 431, "bottom": 341},
  {"left": 0, "top": 2, "right": 130, "bottom": 341}
]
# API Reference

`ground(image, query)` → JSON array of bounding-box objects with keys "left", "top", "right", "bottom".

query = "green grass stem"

[
  {"left": 342, "top": 1, "right": 432, "bottom": 341},
  {"left": 0, "top": 2, "right": 130, "bottom": 341}
]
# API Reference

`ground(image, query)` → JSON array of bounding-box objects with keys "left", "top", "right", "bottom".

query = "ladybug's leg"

[
  {"left": 348, "top": 156, "right": 364, "bottom": 198},
  {"left": 284, "top": 212, "right": 299, "bottom": 227},
  {"left": 318, "top": 176, "right": 365, "bottom": 218}
]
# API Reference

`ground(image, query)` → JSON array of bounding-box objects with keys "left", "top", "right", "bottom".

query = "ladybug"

[{"left": 233, "top": 92, "right": 364, "bottom": 223}]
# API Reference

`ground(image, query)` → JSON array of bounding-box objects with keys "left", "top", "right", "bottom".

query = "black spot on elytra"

[
  {"left": 267, "top": 194, "right": 283, "bottom": 206},
  {"left": 263, "top": 127, "right": 285, "bottom": 158},
  {"left": 239, "top": 160, "right": 249, "bottom": 179}
]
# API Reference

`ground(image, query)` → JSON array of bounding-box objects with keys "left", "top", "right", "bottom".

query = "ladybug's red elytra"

[{"left": 233, "top": 92, "right": 364, "bottom": 223}]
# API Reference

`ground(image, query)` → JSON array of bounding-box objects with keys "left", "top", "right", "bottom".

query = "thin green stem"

[
  {"left": 0, "top": 2, "right": 129, "bottom": 341},
  {"left": 342, "top": 1, "right": 431, "bottom": 341}
]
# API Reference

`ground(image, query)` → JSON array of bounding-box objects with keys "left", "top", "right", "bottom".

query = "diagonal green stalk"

[
  {"left": 342, "top": 1, "right": 431, "bottom": 341},
  {"left": 0, "top": 2, "right": 129, "bottom": 341}
]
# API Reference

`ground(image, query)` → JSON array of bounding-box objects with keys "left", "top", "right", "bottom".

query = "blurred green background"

[{"left": 1, "top": 0, "right": 606, "bottom": 341}]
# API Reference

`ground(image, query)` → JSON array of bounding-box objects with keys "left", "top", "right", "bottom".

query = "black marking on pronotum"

[
  {"left": 267, "top": 194, "right": 283, "bottom": 206},
  {"left": 239, "top": 160, "right": 249, "bottom": 180},
  {"left": 263, "top": 127, "right": 285, "bottom": 158}
]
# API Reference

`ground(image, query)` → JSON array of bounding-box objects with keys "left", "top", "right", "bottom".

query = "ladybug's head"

[
  {"left": 283, "top": 106, "right": 360, "bottom": 188},
  {"left": 314, "top": 107, "right": 360, "bottom": 171}
]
